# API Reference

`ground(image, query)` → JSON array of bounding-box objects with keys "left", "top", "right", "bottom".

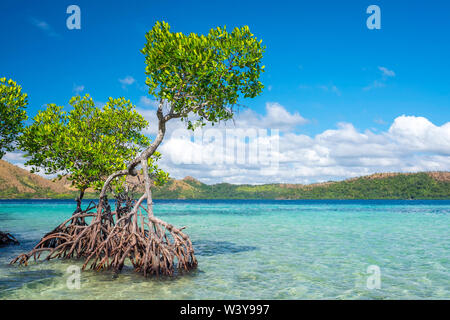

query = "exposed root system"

[
  {"left": 0, "top": 231, "right": 19, "bottom": 246},
  {"left": 11, "top": 195, "right": 197, "bottom": 276}
]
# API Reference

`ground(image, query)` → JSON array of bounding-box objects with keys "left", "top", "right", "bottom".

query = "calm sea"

[{"left": 0, "top": 199, "right": 449, "bottom": 299}]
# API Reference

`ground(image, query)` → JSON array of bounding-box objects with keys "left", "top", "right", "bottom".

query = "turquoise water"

[{"left": 0, "top": 199, "right": 449, "bottom": 299}]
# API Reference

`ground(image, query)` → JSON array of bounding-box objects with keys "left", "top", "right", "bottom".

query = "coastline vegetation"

[
  {"left": 154, "top": 172, "right": 450, "bottom": 200},
  {"left": 1, "top": 168, "right": 448, "bottom": 200},
  {"left": 18, "top": 94, "right": 161, "bottom": 212}
]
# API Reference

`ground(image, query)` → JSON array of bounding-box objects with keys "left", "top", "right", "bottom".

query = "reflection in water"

[{"left": 193, "top": 240, "right": 258, "bottom": 256}]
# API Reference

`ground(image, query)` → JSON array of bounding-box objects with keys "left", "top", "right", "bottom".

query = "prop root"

[{"left": 11, "top": 196, "right": 197, "bottom": 276}]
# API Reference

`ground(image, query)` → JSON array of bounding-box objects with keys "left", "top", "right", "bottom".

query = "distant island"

[{"left": 1, "top": 160, "right": 449, "bottom": 200}]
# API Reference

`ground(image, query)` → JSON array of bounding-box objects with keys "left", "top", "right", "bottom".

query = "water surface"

[{"left": 0, "top": 199, "right": 449, "bottom": 299}]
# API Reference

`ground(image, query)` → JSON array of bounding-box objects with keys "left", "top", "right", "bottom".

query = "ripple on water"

[{"left": 0, "top": 199, "right": 449, "bottom": 299}]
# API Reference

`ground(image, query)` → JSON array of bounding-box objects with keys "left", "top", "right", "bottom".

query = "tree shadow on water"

[{"left": 193, "top": 240, "right": 258, "bottom": 257}]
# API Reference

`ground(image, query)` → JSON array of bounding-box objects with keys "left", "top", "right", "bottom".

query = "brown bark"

[{"left": 75, "top": 189, "right": 85, "bottom": 214}]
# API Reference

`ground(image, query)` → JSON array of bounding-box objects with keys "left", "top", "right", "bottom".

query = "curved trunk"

[
  {"left": 75, "top": 189, "right": 85, "bottom": 214},
  {"left": 97, "top": 102, "right": 167, "bottom": 215}
]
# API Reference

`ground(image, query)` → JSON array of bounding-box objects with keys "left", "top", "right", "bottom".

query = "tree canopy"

[
  {"left": 142, "top": 21, "right": 265, "bottom": 130},
  {"left": 0, "top": 77, "right": 28, "bottom": 158},
  {"left": 19, "top": 94, "right": 161, "bottom": 196},
  {"left": 11, "top": 22, "right": 265, "bottom": 277}
]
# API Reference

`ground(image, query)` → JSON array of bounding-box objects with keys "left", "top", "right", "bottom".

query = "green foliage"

[
  {"left": 142, "top": 21, "right": 265, "bottom": 129},
  {"left": 147, "top": 152, "right": 170, "bottom": 186},
  {"left": 151, "top": 173, "right": 450, "bottom": 200},
  {"left": 1, "top": 172, "right": 448, "bottom": 200},
  {"left": 19, "top": 94, "right": 155, "bottom": 193},
  {"left": 0, "top": 78, "right": 28, "bottom": 158}
]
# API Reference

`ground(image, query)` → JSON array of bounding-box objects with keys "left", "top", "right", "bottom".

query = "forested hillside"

[{"left": 1, "top": 160, "right": 449, "bottom": 200}]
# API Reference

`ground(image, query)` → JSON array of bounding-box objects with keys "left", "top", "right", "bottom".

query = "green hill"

[
  {"left": 0, "top": 160, "right": 449, "bottom": 200},
  {"left": 152, "top": 172, "right": 450, "bottom": 200},
  {"left": 0, "top": 160, "right": 76, "bottom": 199}
]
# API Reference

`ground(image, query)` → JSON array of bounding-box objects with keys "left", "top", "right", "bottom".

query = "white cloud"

[
  {"left": 378, "top": 66, "right": 396, "bottom": 78},
  {"left": 3, "top": 151, "right": 26, "bottom": 164},
  {"left": 364, "top": 66, "right": 395, "bottom": 91},
  {"left": 119, "top": 76, "right": 136, "bottom": 88},
  {"left": 234, "top": 102, "right": 308, "bottom": 131},
  {"left": 2, "top": 151, "right": 54, "bottom": 177},
  {"left": 136, "top": 107, "right": 162, "bottom": 135},
  {"left": 30, "top": 18, "right": 59, "bottom": 37},
  {"left": 300, "top": 84, "right": 341, "bottom": 96},
  {"left": 374, "top": 118, "right": 387, "bottom": 125},
  {"left": 137, "top": 102, "right": 308, "bottom": 136},
  {"left": 388, "top": 115, "right": 450, "bottom": 154},
  {"left": 4, "top": 101, "right": 450, "bottom": 185},
  {"left": 155, "top": 111, "right": 450, "bottom": 184},
  {"left": 138, "top": 96, "right": 158, "bottom": 108}
]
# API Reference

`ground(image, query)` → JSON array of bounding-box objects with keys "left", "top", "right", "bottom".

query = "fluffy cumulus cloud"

[
  {"left": 137, "top": 102, "right": 307, "bottom": 136},
  {"left": 233, "top": 102, "right": 308, "bottom": 130},
  {"left": 139, "top": 96, "right": 157, "bottom": 108},
  {"left": 149, "top": 105, "right": 450, "bottom": 184},
  {"left": 2, "top": 151, "right": 52, "bottom": 176},
  {"left": 388, "top": 116, "right": 450, "bottom": 154},
  {"left": 5, "top": 101, "right": 450, "bottom": 185},
  {"left": 299, "top": 84, "right": 341, "bottom": 96}
]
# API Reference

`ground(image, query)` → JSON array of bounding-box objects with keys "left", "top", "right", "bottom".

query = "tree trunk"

[
  {"left": 96, "top": 101, "right": 168, "bottom": 217},
  {"left": 75, "top": 189, "right": 85, "bottom": 214},
  {"left": 141, "top": 158, "right": 154, "bottom": 217}
]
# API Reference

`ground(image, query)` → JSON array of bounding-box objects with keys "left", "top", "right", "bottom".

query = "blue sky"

[{"left": 1, "top": 0, "right": 450, "bottom": 183}]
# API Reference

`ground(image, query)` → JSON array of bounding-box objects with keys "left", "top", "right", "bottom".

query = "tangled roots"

[{"left": 11, "top": 198, "right": 197, "bottom": 276}]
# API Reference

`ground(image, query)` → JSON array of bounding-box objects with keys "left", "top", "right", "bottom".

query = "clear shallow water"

[{"left": 0, "top": 199, "right": 449, "bottom": 300}]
